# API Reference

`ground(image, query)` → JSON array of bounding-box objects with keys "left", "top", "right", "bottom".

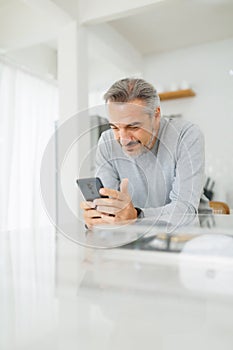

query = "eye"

[
  {"left": 110, "top": 125, "right": 119, "bottom": 130},
  {"left": 128, "top": 126, "right": 139, "bottom": 130}
]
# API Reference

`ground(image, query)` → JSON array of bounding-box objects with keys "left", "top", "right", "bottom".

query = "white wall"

[
  {"left": 4, "top": 45, "right": 57, "bottom": 80},
  {"left": 87, "top": 23, "right": 142, "bottom": 106},
  {"left": 143, "top": 38, "right": 233, "bottom": 205}
]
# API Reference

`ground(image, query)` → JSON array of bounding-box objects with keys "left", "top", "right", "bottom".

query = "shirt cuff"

[{"left": 135, "top": 207, "right": 144, "bottom": 218}]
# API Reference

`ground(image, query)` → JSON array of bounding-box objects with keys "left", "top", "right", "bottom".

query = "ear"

[
  {"left": 155, "top": 107, "right": 161, "bottom": 119},
  {"left": 153, "top": 107, "right": 161, "bottom": 133}
]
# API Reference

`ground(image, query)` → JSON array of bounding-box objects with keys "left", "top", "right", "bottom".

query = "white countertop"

[{"left": 1, "top": 220, "right": 233, "bottom": 350}]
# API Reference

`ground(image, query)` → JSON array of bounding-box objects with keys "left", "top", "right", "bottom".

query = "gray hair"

[{"left": 103, "top": 78, "right": 160, "bottom": 116}]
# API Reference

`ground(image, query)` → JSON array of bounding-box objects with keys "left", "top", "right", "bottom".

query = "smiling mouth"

[
  {"left": 123, "top": 141, "right": 141, "bottom": 151},
  {"left": 126, "top": 141, "right": 140, "bottom": 147}
]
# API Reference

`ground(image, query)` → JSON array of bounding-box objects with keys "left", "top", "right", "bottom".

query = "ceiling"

[
  {"left": 0, "top": 0, "right": 233, "bottom": 88},
  {"left": 108, "top": 0, "right": 233, "bottom": 55},
  {"left": 0, "top": 0, "right": 10, "bottom": 5},
  {"left": 50, "top": 0, "right": 233, "bottom": 55},
  {"left": 0, "top": 0, "right": 233, "bottom": 56}
]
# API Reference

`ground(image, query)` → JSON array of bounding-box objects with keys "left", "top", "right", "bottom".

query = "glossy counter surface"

[{"left": 1, "top": 215, "right": 233, "bottom": 350}]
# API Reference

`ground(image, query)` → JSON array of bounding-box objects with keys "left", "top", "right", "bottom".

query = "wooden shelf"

[{"left": 159, "top": 89, "right": 196, "bottom": 101}]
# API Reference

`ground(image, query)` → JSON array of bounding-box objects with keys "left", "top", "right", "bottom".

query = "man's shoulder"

[
  {"left": 99, "top": 128, "right": 114, "bottom": 142},
  {"left": 161, "top": 117, "right": 202, "bottom": 140},
  {"left": 163, "top": 117, "right": 194, "bottom": 131}
]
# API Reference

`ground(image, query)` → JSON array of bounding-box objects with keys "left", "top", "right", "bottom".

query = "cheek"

[
  {"left": 136, "top": 130, "right": 149, "bottom": 142},
  {"left": 112, "top": 130, "right": 119, "bottom": 140},
  {"left": 128, "top": 130, "right": 141, "bottom": 141}
]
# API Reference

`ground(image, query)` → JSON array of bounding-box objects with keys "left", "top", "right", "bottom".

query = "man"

[{"left": 81, "top": 78, "right": 206, "bottom": 228}]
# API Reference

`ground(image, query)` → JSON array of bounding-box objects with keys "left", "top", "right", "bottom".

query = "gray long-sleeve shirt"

[{"left": 95, "top": 117, "right": 207, "bottom": 221}]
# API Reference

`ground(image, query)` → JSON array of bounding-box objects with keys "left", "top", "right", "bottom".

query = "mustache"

[{"left": 123, "top": 140, "right": 141, "bottom": 147}]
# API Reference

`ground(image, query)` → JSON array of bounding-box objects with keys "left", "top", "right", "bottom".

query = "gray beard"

[
  {"left": 144, "top": 129, "right": 156, "bottom": 150},
  {"left": 122, "top": 130, "right": 156, "bottom": 159}
]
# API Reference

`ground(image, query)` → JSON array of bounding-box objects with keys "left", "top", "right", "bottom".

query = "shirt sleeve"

[
  {"left": 141, "top": 124, "right": 206, "bottom": 224},
  {"left": 95, "top": 132, "right": 120, "bottom": 190}
]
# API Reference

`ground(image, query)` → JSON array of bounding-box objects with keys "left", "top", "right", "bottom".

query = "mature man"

[{"left": 81, "top": 78, "right": 206, "bottom": 227}]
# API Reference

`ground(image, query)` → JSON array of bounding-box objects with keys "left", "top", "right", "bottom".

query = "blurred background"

[{"left": 0, "top": 0, "right": 233, "bottom": 231}]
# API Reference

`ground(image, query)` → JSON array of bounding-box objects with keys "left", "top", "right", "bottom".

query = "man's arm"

[
  {"left": 141, "top": 124, "right": 206, "bottom": 223},
  {"left": 95, "top": 131, "right": 120, "bottom": 190}
]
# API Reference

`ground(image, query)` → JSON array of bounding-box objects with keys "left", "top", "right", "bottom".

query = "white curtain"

[
  {"left": 0, "top": 61, "right": 58, "bottom": 231},
  {"left": 0, "top": 62, "right": 58, "bottom": 349}
]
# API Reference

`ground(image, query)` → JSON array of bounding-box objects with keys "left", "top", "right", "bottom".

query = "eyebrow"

[{"left": 109, "top": 122, "right": 143, "bottom": 128}]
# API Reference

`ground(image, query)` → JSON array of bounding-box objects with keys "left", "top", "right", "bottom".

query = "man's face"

[{"left": 107, "top": 99, "right": 160, "bottom": 157}]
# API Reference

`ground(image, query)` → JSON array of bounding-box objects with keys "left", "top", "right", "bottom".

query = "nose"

[{"left": 118, "top": 128, "right": 133, "bottom": 146}]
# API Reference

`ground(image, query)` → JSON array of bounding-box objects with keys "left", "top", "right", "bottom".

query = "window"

[{"left": 0, "top": 62, "right": 58, "bottom": 230}]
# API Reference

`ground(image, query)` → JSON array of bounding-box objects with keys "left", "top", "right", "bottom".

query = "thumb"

[{"left": 120, "top": 178, "right": 129, "bottom": 194}]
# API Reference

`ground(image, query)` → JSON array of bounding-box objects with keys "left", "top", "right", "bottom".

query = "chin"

[{"left": 123, "top": 145, "right": 148, "bottom": 158}]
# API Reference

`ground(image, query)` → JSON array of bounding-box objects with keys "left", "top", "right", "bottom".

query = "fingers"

[
  {"left": 100, "top": 178, "right": 129, "bottom": 200},
  {"left": 84, "top": 209, "right": 101, "bottom": 218},
  {"left": 94, "top": 197, "right": 130, "bottom": 215},
  {"left": 99, "top": 178, "right": 129, "bottom": 199},
  {"left": 80, "top": 201, "right": 95, "bottom": 210},
  {"left": 82, "top": 205, "right": 113, "bottom": 220},
  {"left": 95, "top": 206, "right": 121, "bottom": 215},
  {"left": 84, "top": 213, "right": 115, "bottom": 228},
  {"left": 80, "top": 201, "right": 116, "bottom": 228},
  {"left": 98, "top": 214, "right": 116, "bottom": 224},
  {"left": 83, "top": 208, "right": 102, "bottom": 228},
  {"left": 120, "top": 178, "right": 129, "bottom": 194},
  {"left": 93, "top": 197, "right": 127, "bottom": 208},
  {"left": 81, "top": 179, "right": 132, "bottom": 226},
  {"left": 84, "top": 217, "right": 104, "bottom": 229},
  {"left": 94, "top": 179, "right": 131, "bottom": 216},
  {"left": 99, "top": 187, "right": 126, "bottom": 200}
]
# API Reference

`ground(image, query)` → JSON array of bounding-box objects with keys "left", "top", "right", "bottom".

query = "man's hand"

[
  {"left": 80, "top": 178, "right": 137, "bottom": 227},
  {"left": 80, "top": 201, "right": 109, "bottom": 228},
  {"left": 94, "top": 178, "right": 137, "bottom": 223}
]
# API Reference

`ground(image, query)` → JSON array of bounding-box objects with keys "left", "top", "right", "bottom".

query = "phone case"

[{"left": 76, "top": 177, "right": 107, "bottom": 201}]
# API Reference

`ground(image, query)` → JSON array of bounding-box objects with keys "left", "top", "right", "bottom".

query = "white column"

[
  {"left": 57, "top": 21, "right": 90, "bottom": 233},
  {"left": 56, "top": 22, "right": 90, "bottom": 285},
  {"left": 58, "top": 21, "right": 88, "bottom": 119}
]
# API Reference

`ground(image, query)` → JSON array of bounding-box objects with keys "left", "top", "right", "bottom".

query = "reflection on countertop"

[{"left": 1, "top": 215, "right": 233, "bottom": 350}]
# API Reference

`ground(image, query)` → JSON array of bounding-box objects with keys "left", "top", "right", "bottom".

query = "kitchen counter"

[{"left": 1, "top": 214, "right": 233, "bottom": 350}]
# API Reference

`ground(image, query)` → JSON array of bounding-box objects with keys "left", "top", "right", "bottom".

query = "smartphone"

[{"left": 76, "top": 177, "right": 108, "bottom": 201}]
